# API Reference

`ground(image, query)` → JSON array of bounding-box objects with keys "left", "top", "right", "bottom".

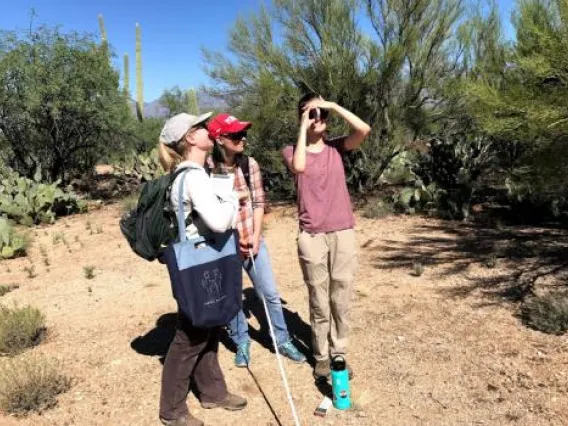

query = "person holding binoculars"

[{"left": 282, "top": 93, "right": 371, "bottom": 382}]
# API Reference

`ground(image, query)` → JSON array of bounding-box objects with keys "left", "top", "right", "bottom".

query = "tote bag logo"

[{"left": 201, "top": 268, "right": 226, "bottom": 305}]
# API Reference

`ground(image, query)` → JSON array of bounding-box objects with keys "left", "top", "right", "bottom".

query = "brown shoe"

[
  {"left": 313, "top": 360, "right": 331, "bottom": 381},
  {"left": 159, "top": 414, "right": 204, "bottom": 426},
  {"left": 201, "top": 393, "right": 247, "bottom": 411}
]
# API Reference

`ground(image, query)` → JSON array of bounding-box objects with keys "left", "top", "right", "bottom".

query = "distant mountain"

[{"left": 129, "top": 90, "right": 228, "bottom": 119}]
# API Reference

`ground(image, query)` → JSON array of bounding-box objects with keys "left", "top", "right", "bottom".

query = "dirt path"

[{"left": 1, "top": 205, "right": 567, "bottom": 426}]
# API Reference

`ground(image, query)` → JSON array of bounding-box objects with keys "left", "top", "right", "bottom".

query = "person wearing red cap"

[
  {"left": 282, "top": 93, "right": 371, "bottom": 382},
  {"left": 207, "top": 113, "right": 306, "bottom": 367}
]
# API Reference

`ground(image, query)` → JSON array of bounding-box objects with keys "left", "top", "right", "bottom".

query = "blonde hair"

[{"left": 158, "top": 132, "right": 191, "bottom": 173}]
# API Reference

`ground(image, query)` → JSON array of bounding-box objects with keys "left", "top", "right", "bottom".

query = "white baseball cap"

[{"left": 159, "top": 112, "right": 213, "bottom": 146}]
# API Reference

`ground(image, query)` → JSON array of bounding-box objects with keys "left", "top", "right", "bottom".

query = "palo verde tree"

[
  {"left": 463, "top": 0, "right": 568, "bottom": 213},
  {"left": 203, "top": 0, "right": 472, "bottom": 194}
]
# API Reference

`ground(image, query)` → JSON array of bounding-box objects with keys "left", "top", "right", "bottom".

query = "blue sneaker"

[
  {"left": 235, "top": 341, "right": 251, "bottom": 367},
  {"left": 278, "top": 340, "right": 306, "bottom": 363}
]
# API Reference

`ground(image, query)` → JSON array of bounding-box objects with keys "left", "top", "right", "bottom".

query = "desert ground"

[{"left": 1, "top": 203, "right": 567, "bottom": 426}]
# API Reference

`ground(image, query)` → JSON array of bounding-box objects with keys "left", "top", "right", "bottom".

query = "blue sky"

[{"left": 1, "top": 0, "right": 517, "bottom": 102}]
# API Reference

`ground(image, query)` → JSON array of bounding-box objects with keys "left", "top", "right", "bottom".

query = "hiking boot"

[
  {"left": 235, "top": 341, "right": 251, "bottom": 367},
  {"left": 313, "top": 360, "right": 331, "bottom": 381},
  {"left": 201, "top": 393, "right": 247, "bottom": 411},
  {"left": 159, "top": 414, "right": 204, "bottom": 426},
  {"left": 278, "top": 340, "right": 306, "bottom": 363}
]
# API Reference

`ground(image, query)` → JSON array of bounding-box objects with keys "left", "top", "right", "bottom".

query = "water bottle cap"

[{"left": 331, "top": 355, "right": 346, "bottom": 371}]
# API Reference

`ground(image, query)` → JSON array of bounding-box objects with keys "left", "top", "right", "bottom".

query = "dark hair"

[
  {"left": 298, "top": 92, "right": 320, "bottom": 119},
  {"left": 210, "top": 141, "right": 246, "bottom": 175}
]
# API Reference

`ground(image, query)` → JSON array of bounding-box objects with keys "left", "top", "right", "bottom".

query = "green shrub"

[
  {"left": 83, "top": 266, "right": 95, "bottom": 279},
  {"left": 520, "top": 295, "right": 568, "bottom": 335},
  {"left": 0, "top": 284, "right": 18, "bottom": 297},
  {"left": 0, "top": 218, "right": 30, "bottom": 259},
  {"left": 0, "top": 355, "right": 71, "bottom": 416},
  {"left": 410, "top": 261, "right": 425, "bottom": 277},
  {"left": 121, "top": 192, "right": 139, "bottom": 215},
  {"left": 362, "top": 199, "right": 395, "bottom": 219},
  {"left": 0, "top": 305, "right": 46, "bottom": 355}
]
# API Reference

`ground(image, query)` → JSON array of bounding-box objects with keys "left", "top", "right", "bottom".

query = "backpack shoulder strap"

[
  {"left": 167, "top": 166, "right": 198, "bottom": 231},
  {"left": 236, "top": 155, "right": 251, "bottom": 190}
]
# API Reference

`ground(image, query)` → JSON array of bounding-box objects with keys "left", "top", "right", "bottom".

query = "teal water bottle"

[{"left": 330, "top": 355, "right": 351, "bottom": 410}]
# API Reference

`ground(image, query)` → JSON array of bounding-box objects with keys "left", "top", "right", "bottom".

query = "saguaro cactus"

[
  {"left": 186, "top": 88, "right": 199, "bottom": 115},
  {"left": 136, "top": 23, "right": 144, "bottom": 121},
  {"left": 98, "top": 14, "right": 108, "bottom": 56},
  {"left": 123, "top": 53, "right": 130, "bottom": 97}
]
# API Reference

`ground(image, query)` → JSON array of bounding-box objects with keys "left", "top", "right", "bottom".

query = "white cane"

[{"left": 249, "top": 248, "right": 301, "bottom": 426}]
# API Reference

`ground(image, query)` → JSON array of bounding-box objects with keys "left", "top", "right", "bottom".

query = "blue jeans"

[{"left": 228, "top": 240, "right": 290, "bottom": 347}]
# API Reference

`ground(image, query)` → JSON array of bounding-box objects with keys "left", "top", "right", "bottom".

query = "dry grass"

[
  {"left": 520, "top": 294, "right": 568, "bottom": 335},
  {"left": 0, "top": 284, "right": 18, "bottom": 297},
  {"left": 0, "top": 355, "right": 71, "bottom": 416},
  {"left": 0, "top": 305, "right": 45, "bottom": 356}
]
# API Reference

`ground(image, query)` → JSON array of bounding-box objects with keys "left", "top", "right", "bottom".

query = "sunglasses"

[
  {"left": 192, "top": 122, "right": 208, "bottom": 131},
  {"left": 223, "top": 132, "right": 248, "bottom": 142},
  {"left": 308, "top": 108, "right": 329, "bottom": 121}
]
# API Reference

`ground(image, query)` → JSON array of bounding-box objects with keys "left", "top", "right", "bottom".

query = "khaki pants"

[{"left": 297, "top": 228, "right": 358, "bottom": 362}]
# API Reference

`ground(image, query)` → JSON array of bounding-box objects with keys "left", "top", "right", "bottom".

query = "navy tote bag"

[{"left": 163, "top": 169, "right": 242, "bottom": 328}]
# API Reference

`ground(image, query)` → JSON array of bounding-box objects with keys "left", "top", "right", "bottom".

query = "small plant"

[
  {"left": 410, "top": 261, "right": 424, "bottom": 277},
  {"left": 482, "top": 255, "right": 497, "bottom": 268},
  {"left": 121, "top": 193, "right": 139, "bottom": 214},
  {"left": 362, "top": 199, "right": 395, "bottom": 219},
  {"left": 0, "top": 284, "right": 18, "bottom": 297},
  {"left": 0, "top": 305, "right": 46, "bottom": 355},
  {"left": 83, "top": 266, "right": 95, "bottom": 279},
  {"left": 0, "top": 355, "right": 71, "bottom": 416},
  {"left": 52, "top": 232, "right": 64, "bottom": 245},
  {"left": 85, "top": 220, "right": 91, "bottom": 231},
  {"left": 23, "top": 265, "right": 36, "bottom": 279},
  {"left": 520, "top": 294, "right": 568, "bottom": 335},
  {"left": 0, "top": 218, "right": 30, "bottom": 259}
]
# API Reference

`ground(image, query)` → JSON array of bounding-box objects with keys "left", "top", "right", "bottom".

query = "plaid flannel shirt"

[{"left": 207, "top": 156, "right": 266, "bottom": 247}]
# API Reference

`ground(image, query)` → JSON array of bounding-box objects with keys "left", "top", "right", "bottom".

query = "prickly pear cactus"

[
  {"left": 112, "top": 149, "right": 163, "bottom": 183},
  {"left": 0, "top": 163, "right": 85, "bottom": 226},
  {"left": 0, "top": 217, "right": 28, "bottom": 259}
]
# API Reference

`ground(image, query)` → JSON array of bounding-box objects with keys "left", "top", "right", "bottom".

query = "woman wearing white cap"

[{"left": 157, "top": 112, "right": 246, "bottom": 426}]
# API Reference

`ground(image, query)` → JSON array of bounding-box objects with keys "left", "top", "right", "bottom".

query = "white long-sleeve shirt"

[{"left": 169, "top": 161, "right": 238, "bottom": 239}]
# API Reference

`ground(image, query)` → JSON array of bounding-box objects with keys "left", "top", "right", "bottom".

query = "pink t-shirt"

[{"left": 282, "top": 137, "right": 355, "bottom": 234}]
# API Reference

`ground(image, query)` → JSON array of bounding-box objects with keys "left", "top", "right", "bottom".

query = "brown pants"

[
  {"left": 159, "top": 312, "right": 228, "bottom": 421},
  {"left": 297, "top": 228, "right": 358, "bottom": 362}
]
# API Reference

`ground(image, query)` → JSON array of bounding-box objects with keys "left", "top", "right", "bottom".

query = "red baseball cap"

[{"left": 207, "top": 113, "right": 252, "bottom": 138}]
